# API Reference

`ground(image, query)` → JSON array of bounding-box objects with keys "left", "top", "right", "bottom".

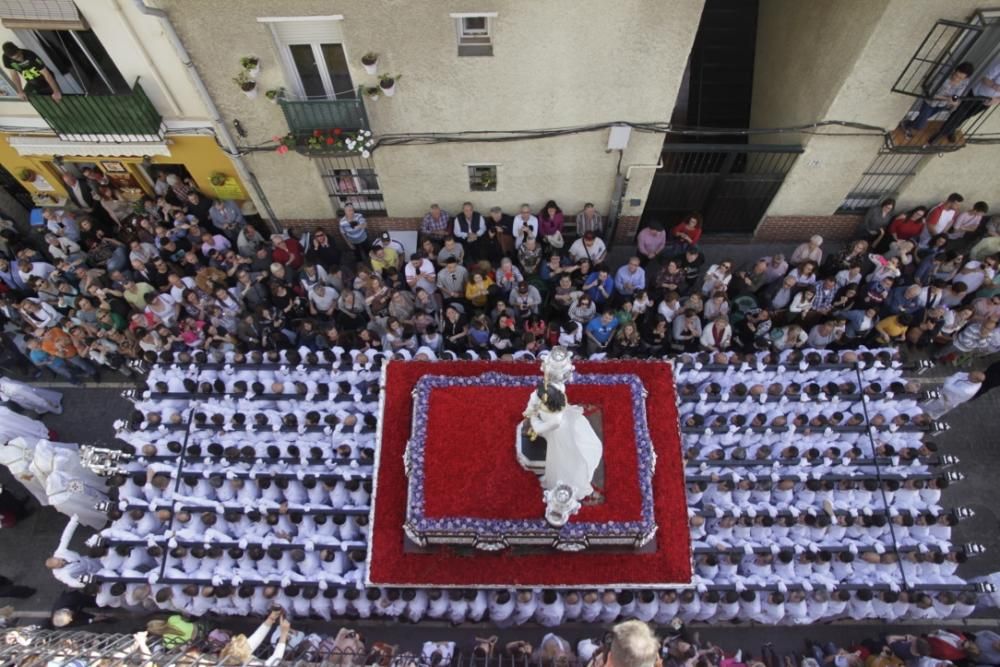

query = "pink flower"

[{"left": 276, "top": 145, "right": 289, "bottom": 155}]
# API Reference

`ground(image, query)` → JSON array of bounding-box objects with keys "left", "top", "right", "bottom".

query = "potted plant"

[
  {"left": 234, "top": 71, "right": 257, "bottom": 99},
  {"left": 378, "top": 73, "right": 401, "bottom": 97},
  {"left": 265, "top": 87, "right": 286, "bottom": 103},
  {"left": 15, "top": 167, "right": 35, "bottom": 182},
  {"left": 365, "top": 86, "right": 380, "bottom": 101},
  {"left": 361, "top": 52, "right": 378, "bottom": 75},
  {"left": 210, "top": 172, "right": 227, "bottom": 186},
  {"left": 240, "top": 56, "right": 260, "bottom": 78}
]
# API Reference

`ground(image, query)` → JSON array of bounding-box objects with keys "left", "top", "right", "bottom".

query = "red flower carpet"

[{"left": 369, "top": 360, "right": 691, "bottom": 587}]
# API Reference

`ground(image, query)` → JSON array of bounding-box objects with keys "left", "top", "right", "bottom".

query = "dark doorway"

[
  {"left": 0, "top": 165, "right": 35, "bottom": 212},
  {"left": 641, "top": 145, "right": 801, "bottom": 235}
]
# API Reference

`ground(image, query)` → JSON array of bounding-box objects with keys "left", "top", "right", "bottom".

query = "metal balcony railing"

[
  {"left": 27, "top": 77, "right": 165, "bottom": 143},
  {"left": 278, "top": 90, "right": 371, "bottom": 156}
]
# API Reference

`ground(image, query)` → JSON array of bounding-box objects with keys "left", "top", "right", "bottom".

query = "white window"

[
  {"left": 264, "top": 18, "right": 356, "bottom": 100},
  {"left": 451, "top": 12, "right": 496, "bottom": 56}
]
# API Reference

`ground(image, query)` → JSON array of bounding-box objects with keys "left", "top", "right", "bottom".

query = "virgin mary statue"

[{"left": 527, "top": 381, "right": 603, "bottom": 502}]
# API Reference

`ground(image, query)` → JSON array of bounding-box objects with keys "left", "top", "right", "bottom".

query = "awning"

[{"left": 7, "top": 136, "right": 172, "bottom": 158}]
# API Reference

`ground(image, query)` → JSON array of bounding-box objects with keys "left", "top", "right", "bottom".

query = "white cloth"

[
  {"left": 924, "top": 373, "right": 981, "bottom": 419},
  {"left": 0, "top": 436, "right": 47, "bottom": 504},
  {"left": 0, "top": 377, "right": 62, "bottom": 414},
  {"left": 0, "top": 405, "right": 49, "bottom": 443},
  {"left": 46, "top": 470, "right": 108, "bottom": 528},
  {"left": 532, "top": 403, "right": 603, "bottom": 501}
]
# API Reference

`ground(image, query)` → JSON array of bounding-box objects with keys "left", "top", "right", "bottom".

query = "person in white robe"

[
  {"left": 0, "top": 405, "right": 49, "bottom": 444},
  {"left": 924, "top": 371, "right": 984, "bottom": 419},
  {"left": 0, "top": 436, "right": 48, "bottom": 504},
  {"left": 46, "top": 514, "right": 101, "bottom": 587},
  {"left": 46, "top": 470, "right": 109, "bottom": 529},
  {"left": 0, "top": 376, "right": 62, "bottom": 414},
  {"left": 30, "top": 439, "right": 108, "bottom": 528}
]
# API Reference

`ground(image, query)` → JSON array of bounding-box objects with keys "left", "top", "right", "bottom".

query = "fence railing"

[
  {"left": 27, "top": 78, "right": 164, "bottom": 143},
  {"left": 279, "top": 92, "right": 370, "bottom": 136}
]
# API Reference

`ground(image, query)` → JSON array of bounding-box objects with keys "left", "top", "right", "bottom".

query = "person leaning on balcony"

[
  {"left": 931, "top": 56, "right": 1000, "bottom": 144},
  {"left": 2, "top": 42, "right": 61, "bottom": 101},
  {"left": 902, "top": 62, "right": 973, "bottom": 140}
]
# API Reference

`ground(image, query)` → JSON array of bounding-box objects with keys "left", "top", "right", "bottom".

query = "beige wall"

[
  {"left": 753, "top": 0, "right": 993, "bottom": 217},
  {"left": 898, "top": 143, "right": 1000, "bottom": 209},
  {"left": 158, "top": 0, "right": 703, "bottom": 221}
]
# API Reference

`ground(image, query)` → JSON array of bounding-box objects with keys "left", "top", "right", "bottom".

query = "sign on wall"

[{"left": 211, "top": 176, "right": 246, "bottom": 200}]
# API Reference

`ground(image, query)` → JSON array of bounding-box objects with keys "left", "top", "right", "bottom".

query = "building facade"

[
  {"left": 155, "top": 0, "right": 704, "bottom": 240},
  {"left": 0, "top": 0, "right": 996, "bottom": 244},
  {"left": 0, "top": 0, "right": 253, "bottom": 228}
]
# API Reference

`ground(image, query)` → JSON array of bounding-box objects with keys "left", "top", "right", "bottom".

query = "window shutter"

[
  {"left": 271, "top": 19, "right": 345, "bottom": 45},
  {"left": 0, "top": 0, "right": 87, "bottom": 30}
]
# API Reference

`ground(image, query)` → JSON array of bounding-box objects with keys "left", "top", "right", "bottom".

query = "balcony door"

[
  {"left": 270, "top": 20, "right": 356, "bottom": 100},
  {"left": 14, "top": 28, "right": 128, "bottom": 95}
]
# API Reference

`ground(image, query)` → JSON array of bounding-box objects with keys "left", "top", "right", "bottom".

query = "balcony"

[
  {"left": 278, "top": 91, "right": 370, "bottom": 156},
  {"left": 28, "top": 78, "right": 164, "bottom": 143}
]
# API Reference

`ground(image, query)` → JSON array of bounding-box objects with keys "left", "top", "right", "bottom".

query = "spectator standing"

[
  {"left": 576, "top": 203, "right": 604, "bottom": 237},
  {"left": 338, "top": 205, "right": 370, "bottom": 261}
]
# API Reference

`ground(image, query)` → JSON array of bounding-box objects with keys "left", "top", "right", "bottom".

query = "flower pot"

[
  {"left": 365, "top": 88, "right": 380, "bottom": 101},
  {"left": 379, "top": 79, "right": 396, "bottom": 97},
  {"left": 362, "top": 55, "right": 378, "bottom": 75},
  {"left": 241, "top": 84, "right": 258, "bottom": 99},
  {"left": 246, "top": 64, "right": 260, "bottom": 78}
]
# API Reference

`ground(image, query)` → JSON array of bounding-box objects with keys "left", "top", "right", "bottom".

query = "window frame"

[
  {"left": 451, "top": 12, "right": 497, "bottom": 56},
  {"left": 467, "top": 163, "right": 498, "bottom": 192},
  {"left": 264, "top": 17, "right": 356, "bottom": 101}
]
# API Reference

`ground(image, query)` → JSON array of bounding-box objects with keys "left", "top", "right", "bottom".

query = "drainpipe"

[
  {"left": 607, "top": 157, "right": 663, "bottom": 246},
  {"left": 130, "top": 0, "right": 279, "bottom": 232}
]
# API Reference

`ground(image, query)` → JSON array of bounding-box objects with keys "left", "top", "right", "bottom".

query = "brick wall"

[
  {"left": 280, "top": 217, "right": 421, "bottom": 247},
  {"left": 754, "top": 215, "right": 863, "bottom": 242},
  {"left": 613, "top": 216, "right": 640, "bottom": 244}
]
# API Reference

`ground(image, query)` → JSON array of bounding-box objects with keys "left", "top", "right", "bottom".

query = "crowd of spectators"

[
  {"left": 0, "top": 182, "right": 997, "bottom": 383},
  {"left": 7, "top": 614, "right": 1000, "bottom": 667}
]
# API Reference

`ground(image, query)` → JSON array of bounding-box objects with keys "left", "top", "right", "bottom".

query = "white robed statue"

[
  {"left": 521, "top": 348, "right": 603, "bottom": 524},
  {"left": 0, "top": 376, "right": 63, "bottom": 414}
]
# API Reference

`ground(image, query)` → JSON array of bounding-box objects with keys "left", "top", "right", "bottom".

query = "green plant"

[
  {"left": 364, "top": 86, "right": 380, "bottom": 98},
  {"left": 210, "top": 172, "right": 227, "bottom": 186},
  {"left": 240, "top": 56, "right": 259, "bottom": 70},
  {"left": 264, "top": 87, "right": 286, "bottom": 101},
  {"left": 233, "top": 71, "right": 256, "bottom": 91},
  {"left": 378, "top": 73, "right": 401, "bottom": 86},
  {"left": 361, "top": 52, "right": 378, "bottom": 65}
]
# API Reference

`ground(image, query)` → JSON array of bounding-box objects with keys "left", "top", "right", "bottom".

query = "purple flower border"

[{"left": 404, "top": 372, "right": 656, "bottom": 541}]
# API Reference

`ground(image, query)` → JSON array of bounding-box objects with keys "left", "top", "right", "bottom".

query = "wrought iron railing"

[
  {"left": 27, "top": 77, "right": 164, "bottom": 143},
  {"left": 279, "top": 96, "right": 369, "bottom": 132},
  {"left": 278, "top": 90, "right": 371, "bottom": 156}
]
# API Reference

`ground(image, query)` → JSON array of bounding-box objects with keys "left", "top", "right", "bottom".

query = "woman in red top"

[
  {"left": 886, "top": 206, "right": 927, "bottom": 244},
  {"left": 270, "top": 234, "right": 305, "bottom": 270},
  {"left": 669, "top": 212, "right": 703, "bottom": 250}
]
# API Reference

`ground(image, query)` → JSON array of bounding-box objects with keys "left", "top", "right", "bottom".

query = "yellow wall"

[{"left": 0, "top": 134, "right": 246, "bottom": 202}]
